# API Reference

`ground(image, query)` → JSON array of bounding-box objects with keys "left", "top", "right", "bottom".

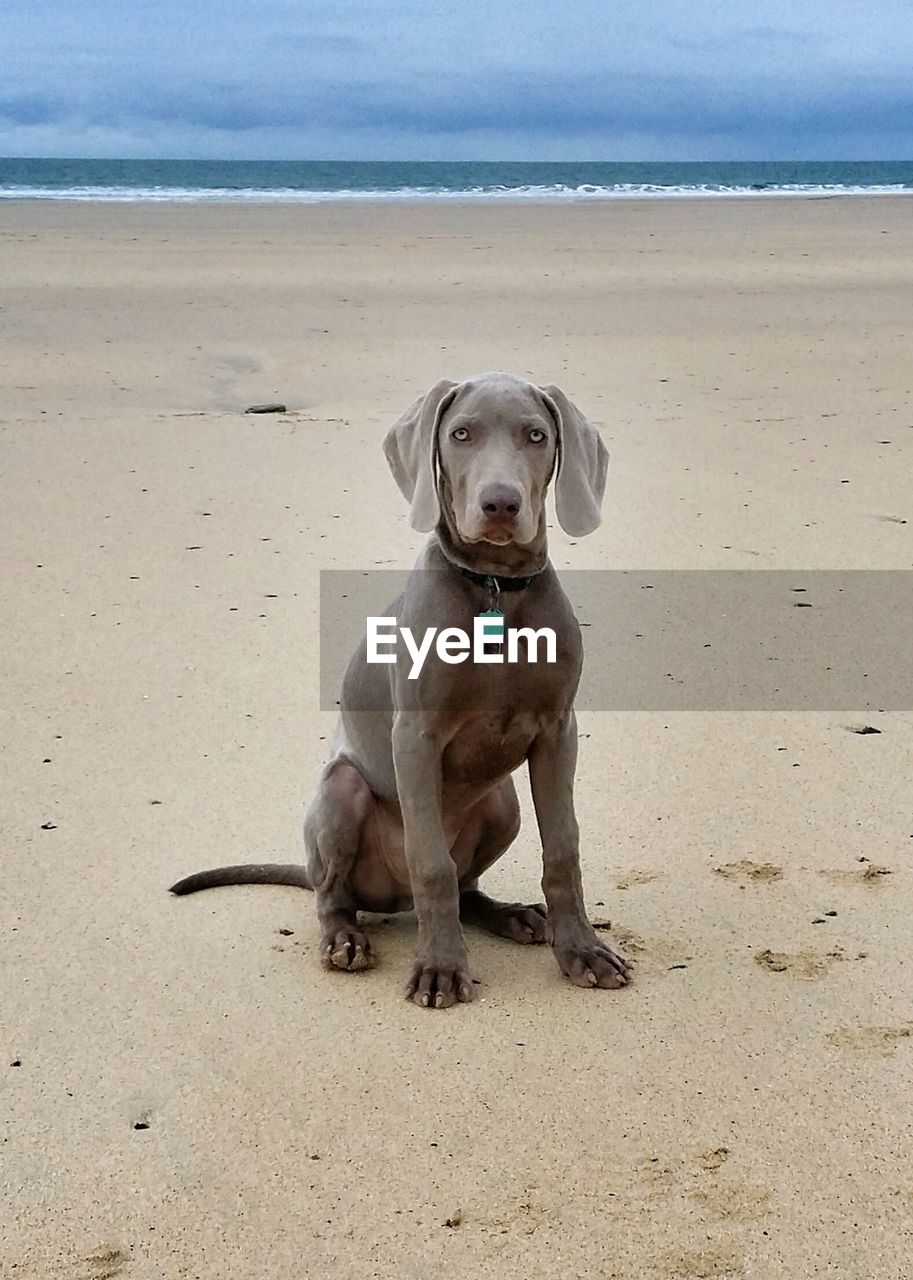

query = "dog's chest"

[{"left": 442, "top": 707, "right": 543, "bottom": 787}]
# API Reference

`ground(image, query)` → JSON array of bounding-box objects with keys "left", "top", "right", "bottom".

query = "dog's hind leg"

[
  {"left": 172, "top": 758, "right": 380, "bottom": 972},
  {"left": 305, "top": 758, "right": 378, "bottom": 972}
]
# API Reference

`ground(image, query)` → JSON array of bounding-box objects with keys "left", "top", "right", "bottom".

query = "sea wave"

[{"left": 1, "top": 181, "right": 912, "bottom": 203}]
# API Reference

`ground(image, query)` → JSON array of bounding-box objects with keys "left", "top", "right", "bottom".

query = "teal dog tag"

[
  {"left": 479, "top": 608, "right": 505, "bottom": 650},
  {"left": 478, "top": 608, "right": 505, "bottom": 636}
]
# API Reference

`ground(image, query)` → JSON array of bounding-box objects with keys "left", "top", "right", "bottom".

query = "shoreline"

[
  {"left": 2, "top": 189, "right": 913, "bottom": 206},
  {"left": 4, "top": 189, "right": 913, "bottom": 238}
]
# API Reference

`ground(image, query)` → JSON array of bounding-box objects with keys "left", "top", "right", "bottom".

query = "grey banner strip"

[{"left": 319, "top": 570, "right": 913, "bottom": 711}]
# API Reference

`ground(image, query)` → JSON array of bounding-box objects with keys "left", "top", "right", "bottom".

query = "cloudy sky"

[{"left": 3, "top": 0, "right": 913, "bottom": 160}]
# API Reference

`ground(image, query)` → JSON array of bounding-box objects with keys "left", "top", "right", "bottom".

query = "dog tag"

[
  {"left": 478, "top": 608, "right": 505, "bottom": 634},
  {"left": 478, "top": 608, "right": 505, "bottom": 652}
]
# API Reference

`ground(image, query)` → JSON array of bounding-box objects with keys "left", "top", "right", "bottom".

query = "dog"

[{"left": 171, "top": 372, "right": 631, "bottom": 1008}]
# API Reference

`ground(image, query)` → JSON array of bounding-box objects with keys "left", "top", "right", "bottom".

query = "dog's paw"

[
  {"left": 554, "top": 934, "right": 632, "bottom": 989},
  {"left": 404, "top": 958, "right": 475, "bottom": 1009},
  {"left": 321, "top": 927, "right": 375, "bottom": 972},
  {"left": 490, "top": 902, "right": 551, "bottom": 944}
]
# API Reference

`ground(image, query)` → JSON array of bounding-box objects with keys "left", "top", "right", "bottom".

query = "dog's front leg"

[
  {"left": 392, "top": 713, "right": 474, "bottom": 1008},
  {"left": 528, "top": 712, "right": 632, "bottom": 990}
]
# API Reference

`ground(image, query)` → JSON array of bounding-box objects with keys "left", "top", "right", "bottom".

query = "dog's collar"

[
  {"left": 458, "top": 567, "right": 541, "bottom": 593},
  {"left": 457, "top": 565, "right": 543, "bottom": 614}
]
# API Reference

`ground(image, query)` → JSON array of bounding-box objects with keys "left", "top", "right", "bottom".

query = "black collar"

[{"left": 458, "top": 566, "right": 541, "bottom": 593}]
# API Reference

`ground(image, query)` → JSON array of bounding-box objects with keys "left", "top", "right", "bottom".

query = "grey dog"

[{"left": 171, "top": 372, "right": 632, "bottom": 1009}]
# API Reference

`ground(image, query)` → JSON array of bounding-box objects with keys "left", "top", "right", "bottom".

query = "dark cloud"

[
  {"left": 5, "top": 67, "right": 910, "bottom": 146},
  {"left": 0, "top": 92, "right": 71, "bottom": 126}
]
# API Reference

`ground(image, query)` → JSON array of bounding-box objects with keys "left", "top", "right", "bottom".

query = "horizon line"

[{"left": 3, "top": 155, "right": 913, "bottom": 166}]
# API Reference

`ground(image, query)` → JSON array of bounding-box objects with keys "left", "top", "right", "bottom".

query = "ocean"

[{"left": 1, "top": 158, "right": 912, "bottom": 202}]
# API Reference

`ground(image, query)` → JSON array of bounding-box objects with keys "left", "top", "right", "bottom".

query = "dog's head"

[{"left": 383, "top": 371, "right": 608, "bottom": 545}]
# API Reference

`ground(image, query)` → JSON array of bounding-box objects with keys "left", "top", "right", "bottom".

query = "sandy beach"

[{"left": 3, "top": 196, "right": 913, "bottom": 1279}]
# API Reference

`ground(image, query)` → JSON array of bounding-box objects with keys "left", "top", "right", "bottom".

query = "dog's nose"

[{"left": 480, "top": 484, "right": 522, "bottom": 521}]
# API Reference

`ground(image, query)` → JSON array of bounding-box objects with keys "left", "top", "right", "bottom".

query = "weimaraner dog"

[{"left": 171, "top": 372, "right": 631, "bottom": 1008}]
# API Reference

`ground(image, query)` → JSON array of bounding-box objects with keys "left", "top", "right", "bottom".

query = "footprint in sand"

[
  {"left": 826, "top": 1024, "right": 913, "bottom": 1056},
  {"left": 214, "top": 351, "right": 262, "bottom": 376},
  {"left": 713, "top": 859, "right": 782, "bottom": 884},
  {"left": 819, "top": 865, "right": 893, "bottom": 886},
  {"left": 634, "top": 1155, "right": 679, "bottom": 1196},
  {"left": 660, "top": 1244, "right": 745, "bottom": 1278},
  {"left": 755, "top": 947, "right": 866, "bottom": 980},
  {"left": 475, "top": 1194, "right": 553, "bottom": 1237},
  {"left": 691, "top": 1181, "right": 772, "bottom": 1221},
  {"left": 698, "top": 1146, "right": 730, "bottom": 1172},
  {"left": 607, "top": 926, "right": 692, "bottom": 969},
  {"left": 82, "top": 1247, "right": 129, "bottom": 1279},
  {"left": 606, "top": 1146, "right": 771, "bottom": 1271},
  {"left": 691, "top": 1148, "right": 770, "bottom": 1222},
  {"left": 208, "top": 351, "right": 266, "bottom": 410},
  {"left": 614, "top": 868, "right": 662, "bottom": 890}
]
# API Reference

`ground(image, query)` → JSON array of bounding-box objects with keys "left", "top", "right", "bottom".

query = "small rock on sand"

[{"left": 245, "top": 403, "right": 287, "bottom": 415}]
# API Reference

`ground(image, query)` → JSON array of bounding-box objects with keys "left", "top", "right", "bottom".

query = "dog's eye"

[
  {"left": 528, "top": 428, "right": 547, "bottom": 444},
  {"left": 451, "top": 427, "right": 471, "bottom": 442}
]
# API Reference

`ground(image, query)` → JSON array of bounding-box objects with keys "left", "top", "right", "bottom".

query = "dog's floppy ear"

[
  {"left": 383, "top": 379, "right": 459, "bottom": 531},
  {"left": 538, "top": 384, "right": 609, "bottom": 536}
]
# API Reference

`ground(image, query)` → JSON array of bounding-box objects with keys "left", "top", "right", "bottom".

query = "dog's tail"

[{"left": 169, "top": 864, "right": 312, "bottom": 895}]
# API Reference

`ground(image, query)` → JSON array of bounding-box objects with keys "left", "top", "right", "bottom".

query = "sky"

[{"left": 3, "top": 0, "right": 913, "bottom": 161}]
